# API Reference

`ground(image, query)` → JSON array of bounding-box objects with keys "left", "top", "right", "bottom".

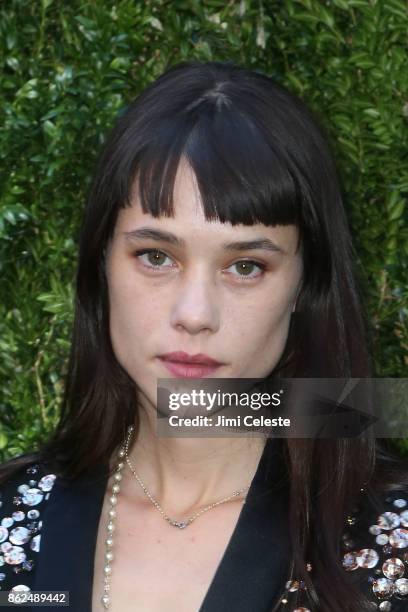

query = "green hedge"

[{"left": 0, "top": 0, "right": 407, "bottom": 460}]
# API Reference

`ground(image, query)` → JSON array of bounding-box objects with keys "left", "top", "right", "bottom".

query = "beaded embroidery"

[
  {"left": 0, "top": 463, "right": 56, "bottom": 594},
  {"left": 272, "top": 489, "right": 408, "bottom": 611},
  {"left": 341, "top": 490, "right": 408, "bottom": 611}
]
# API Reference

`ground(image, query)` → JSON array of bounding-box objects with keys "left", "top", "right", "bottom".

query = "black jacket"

[{"left": 0, "top": 439, "right": 407, "bottom": 612}]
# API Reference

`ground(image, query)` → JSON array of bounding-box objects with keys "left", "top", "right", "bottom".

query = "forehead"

[{"left": 115, "top": 158, "right": 299, "bottom": 253}]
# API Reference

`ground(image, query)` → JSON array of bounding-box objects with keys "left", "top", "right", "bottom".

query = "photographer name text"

[{"left": 167, "top": 414, "right": 291, "bottom": 428}]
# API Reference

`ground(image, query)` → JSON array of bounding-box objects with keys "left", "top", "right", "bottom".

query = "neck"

[{"left": 115, "top": 398, "right": 267, "bottom": 518}]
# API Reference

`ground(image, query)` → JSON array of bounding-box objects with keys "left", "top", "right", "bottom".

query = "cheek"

[
  {"left": 225, "top": 288, "right": 294, "bottom": 375},
  {"left": 230, "top": 302, "right": 291, "bottom": 345},
  {"left": 107, "top": 261, "right": 162, "bottom": 361}
]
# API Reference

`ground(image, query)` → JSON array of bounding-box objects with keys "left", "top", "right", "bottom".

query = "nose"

[{"left": 170, "top": 269, "right": 220, "bottom": 335}]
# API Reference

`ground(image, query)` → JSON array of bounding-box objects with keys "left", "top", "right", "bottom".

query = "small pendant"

[{"left": 170, "top": 519, "right": 189, "bottom": 529}]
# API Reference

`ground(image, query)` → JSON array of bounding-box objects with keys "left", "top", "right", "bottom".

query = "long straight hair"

[{"left": 1, "top": 61, "right": 407, "bottom": 611}]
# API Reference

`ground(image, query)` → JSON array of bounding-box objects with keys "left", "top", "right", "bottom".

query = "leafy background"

[{"left": 0, "top": 0, "right": 407, "bottom": 460}]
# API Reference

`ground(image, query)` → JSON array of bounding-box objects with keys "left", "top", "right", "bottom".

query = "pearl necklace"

[{"left": 101, "top": 424, "right": 250, "bottom": 609}]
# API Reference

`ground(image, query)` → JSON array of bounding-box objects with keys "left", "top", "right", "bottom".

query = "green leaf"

[
  {"left": 388, "top": 200, "right": 406, "bottom": 222},
  {"left": 363, "top": 108, "right": 380, "bottom": 118},
  {"left": 147, "top": 16, "right": 164, "bottom": 31},
  {"left": 42, "top": 120, "right": 58, "bottom": 138},
  {"left": 0, "top": 431, "right": 8, "bottom": 450}
]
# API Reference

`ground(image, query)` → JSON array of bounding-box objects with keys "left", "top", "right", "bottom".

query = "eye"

[
  {"left": 226, "top": 260, "right": 266, "bottom": 280},
  {"left": 133, "top": 248, "right": 175, "bottom": 270},
  {"left": 133, "top": 250, "right": 266, "bottom": 280}
]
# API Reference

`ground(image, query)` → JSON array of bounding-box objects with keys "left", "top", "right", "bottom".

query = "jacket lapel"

[
  {"left": 33, "top": 463, "right": 109, "bottom": 612},
  {"left": 199, "top": 438, "right": 290, "bottom": 612}
]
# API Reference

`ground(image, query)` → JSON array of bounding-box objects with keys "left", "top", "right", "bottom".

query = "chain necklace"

[{"left": 101, "top": 424, "right": 251, "bottom": 609}]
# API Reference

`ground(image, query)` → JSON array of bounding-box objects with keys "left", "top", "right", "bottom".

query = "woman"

[{"left": 0, "top": 60, "right": 407, "bottom": 612}]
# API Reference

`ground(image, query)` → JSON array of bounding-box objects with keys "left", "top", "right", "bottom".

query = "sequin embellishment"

[
  {"left": 341, "top": 491, "right": 408, "bottom": 610},
  {"left": 21, "top": 488, "right": 44, "bottom": 507},
  {"left": 276, "top": 489, "right": 408, "bottom": 610},
  {"left": 0, "top": 463, "right": 57, "bottom": 592}
]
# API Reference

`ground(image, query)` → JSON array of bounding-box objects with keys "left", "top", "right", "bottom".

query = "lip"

[
  {"left": 159, "top": 360, "right": 221, "bottom": 378},
  {"left": 158, "top": 352, "right": 223, "bottom": 379},
  {"left": 159, "top": 351, "right": 223, "bottom": 366}
]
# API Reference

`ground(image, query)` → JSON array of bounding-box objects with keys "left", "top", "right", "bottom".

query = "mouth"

[{"left": 158, "top": 352, "right": 223, "bottom": 378}]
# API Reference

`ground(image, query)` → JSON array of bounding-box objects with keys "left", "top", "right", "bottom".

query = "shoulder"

[
  {"left": 0, "top": 455, "right": 58, "bottom": 594},
  {"left": 341, "top": 484, "right": 408, "bottom": 609},
  {"left": 278, "top": 484, "right": 408, "bottom": 611}
]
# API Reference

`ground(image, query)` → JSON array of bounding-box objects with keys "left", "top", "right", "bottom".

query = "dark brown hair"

[{"left": 1, "top": 60, "right": 407, "bottom": 611}]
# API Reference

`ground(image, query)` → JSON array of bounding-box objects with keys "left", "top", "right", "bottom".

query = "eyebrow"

[{"left": 122, "top": 227, "right": 286, "bottom": 254}]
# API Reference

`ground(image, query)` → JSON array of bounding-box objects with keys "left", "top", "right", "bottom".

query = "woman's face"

[{"left": 105, "top": 158, "right": 303, "bottom": 409}]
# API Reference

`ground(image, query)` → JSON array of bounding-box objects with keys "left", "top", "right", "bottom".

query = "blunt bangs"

[{"left": 120, "top": 97, "right": 303, "bottom": 238}]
